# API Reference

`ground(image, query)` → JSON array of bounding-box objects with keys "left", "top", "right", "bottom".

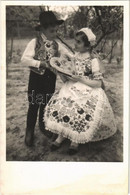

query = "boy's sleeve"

[{"left": 21, "top": 38, "right": 41, "bottom": 68}]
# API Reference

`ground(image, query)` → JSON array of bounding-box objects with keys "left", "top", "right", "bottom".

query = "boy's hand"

[
  {"left": 49, "top": 67, "right": 57, "bottom": 75},
  {"left": 39, "top": 61, "right": 48, "bottom": 69}
]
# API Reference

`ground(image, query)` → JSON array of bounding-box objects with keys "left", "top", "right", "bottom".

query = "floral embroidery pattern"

[{"left": 45, "top": 93, "right": 96, "bottom": 134}]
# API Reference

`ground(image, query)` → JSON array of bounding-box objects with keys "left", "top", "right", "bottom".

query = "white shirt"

[{"left": 21, "top": 38, "right": 41, "bottom": 68}]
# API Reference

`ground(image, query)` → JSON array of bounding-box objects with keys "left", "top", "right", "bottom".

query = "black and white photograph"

[
  {"left": 6, "top": 5, "right": 124, "bottom": 162},
  {"left": 1, "top": 0, "right": 129, "bottom": 194}
]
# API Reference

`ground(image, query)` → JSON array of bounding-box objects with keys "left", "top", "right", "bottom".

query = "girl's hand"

[
  {"left": 59, "top": 73, "right": 68, "bottom": 83},
  {"left": 46, "top": 61, "right": 57, "bottom": 75},
  {"left": 66, "top": 75, "right": 82, "bottom": 82}
]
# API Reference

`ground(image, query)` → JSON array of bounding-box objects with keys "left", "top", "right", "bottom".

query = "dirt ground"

[{"left": 6, "top": 39, "right": 123, "bottom": 162}]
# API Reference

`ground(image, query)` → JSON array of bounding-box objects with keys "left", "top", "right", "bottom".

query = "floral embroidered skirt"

[{"left": 44, "top": 81, "right": 117, "bottom": 143}]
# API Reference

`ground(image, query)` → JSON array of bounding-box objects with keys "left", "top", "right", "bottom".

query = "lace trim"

[{"left": 44, "top": 123, "right": 117, "bottom": 144}]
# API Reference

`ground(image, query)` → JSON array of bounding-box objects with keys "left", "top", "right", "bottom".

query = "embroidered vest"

[{"left": 30, "top": 34, "right": 58, "bottom": 75}]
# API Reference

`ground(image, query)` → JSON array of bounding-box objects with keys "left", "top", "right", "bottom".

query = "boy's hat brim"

[{"left": 35, "top": 11, "right": 64, "bottom": 31}]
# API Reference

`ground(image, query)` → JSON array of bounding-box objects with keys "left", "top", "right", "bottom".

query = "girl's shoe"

[
  {"left": 68, "top": 142, "right": 79, "bottom": 155},
  {"left": 51, "top": 141, "right": 61, "bottom": 151},
  {"left": 51, "top": 133, "right": 58, "bottom": 142},
  {"left": 51, "top": 135, "right": 65, "bottom": 151}
]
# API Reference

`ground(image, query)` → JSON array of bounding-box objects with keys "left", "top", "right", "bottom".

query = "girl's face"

[
  {"left": 74, "top": 35, "right": 87, "bottom": 53},
  {"left": 42, "top": 25, "right": 58, "bottom": 40}
]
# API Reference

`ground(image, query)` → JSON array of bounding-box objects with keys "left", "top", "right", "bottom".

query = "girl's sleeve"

[{"left": 91, "top": 58, "right": 103, "bottom": 80}]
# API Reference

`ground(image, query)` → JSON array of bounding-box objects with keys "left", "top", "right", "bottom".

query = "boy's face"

[{"left": 43, "top": 25, "right": 58, "bottom": 41}]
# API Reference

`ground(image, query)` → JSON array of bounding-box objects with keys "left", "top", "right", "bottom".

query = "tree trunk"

[
  {"left": 108, "top": 42, "right": 113, "bottom": 63},
  {"left": 100, "top": 36, "right": 107, "bottom": 53},
  {"left": 64, "top": 21, "right": 67, "bottom": 37},
  {"left": 120, "top": 40, "right": 123, "bottom": 57},
  {"left": 7, "top": 31, "right": 14, "bottom": 78},
  {"left": 108, "top": 40, "right": 116, "bottom": 63},
  {"left": 10, "top": 32, "right": 14, "bottom": 60},
  {"left": 6, "top": 39, "right": 8, "bottom": 78},
  {"left": 108, "top": 50, "right": 113, "bottom": 63},
  {"left": 16, "top": 21, "right": 20, "bottom": 39}
]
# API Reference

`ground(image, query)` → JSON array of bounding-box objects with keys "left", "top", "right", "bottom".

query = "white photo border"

[{"left": 0, "top": 1, "right": 129, "bottom": 194}]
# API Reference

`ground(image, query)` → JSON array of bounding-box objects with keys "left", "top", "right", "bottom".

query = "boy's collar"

[
  {"left": 41, "top": 33, "right": 54, "bottom": 43},
  {"left": 41, "top": 33, "right": 47, "bottom": 41}
]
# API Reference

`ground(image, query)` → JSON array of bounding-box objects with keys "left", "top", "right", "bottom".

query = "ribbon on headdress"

[{"left": 78, "top": 28, "right": 96, "bottom": 46}]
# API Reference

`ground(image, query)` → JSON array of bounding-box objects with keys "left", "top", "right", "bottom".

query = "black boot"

[{"left": 25, "top": 128, "right": 34, "bottom": 147}]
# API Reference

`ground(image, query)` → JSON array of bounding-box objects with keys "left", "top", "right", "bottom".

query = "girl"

[{"left": 44, "top": 27, "right": 117, "bottom": 155}]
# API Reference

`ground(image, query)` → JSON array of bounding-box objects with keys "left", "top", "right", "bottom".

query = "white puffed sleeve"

[
  {"left": 21, "top": 38, "right": 41, "bottom": 68},
  {"left": 91, "top": 58, "right": 103, "bottom": 80}
]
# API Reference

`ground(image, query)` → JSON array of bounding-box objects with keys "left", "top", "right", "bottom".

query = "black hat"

[{"left": 35, "top": 11, "right": 64, "bottom": 31}]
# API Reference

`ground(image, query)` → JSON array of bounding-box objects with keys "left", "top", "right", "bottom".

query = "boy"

[{"left": 21, "top": 11, "right": 64, "bottom": 146}]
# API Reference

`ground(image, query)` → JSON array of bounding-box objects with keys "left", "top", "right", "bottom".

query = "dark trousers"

[{"left": 27, "top": 69, "right": 56, "bottom": 130}]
